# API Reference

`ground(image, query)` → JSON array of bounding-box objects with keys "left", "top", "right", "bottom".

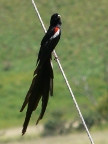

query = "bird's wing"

[
  {"left": 36, "top": 27, "right": 54, "bottom": 64},
  {"left": 36, "top": 26, "right": 61, "bottom": 65}
]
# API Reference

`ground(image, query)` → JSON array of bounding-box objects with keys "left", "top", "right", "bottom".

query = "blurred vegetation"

[
  {"left": 0, "top": 0, "right": 108, "bottom": 130},
  {"left": 42, "top": 111, "right": 68, "bottom": 136},
  {"left": 96, "top": 94, "right": 108, "bottom": 121}
]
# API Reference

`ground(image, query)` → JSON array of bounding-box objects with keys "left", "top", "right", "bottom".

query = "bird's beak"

[
  {"left": 58, "top": 14, "right": 62, "bottom": 25},
  {"left": 58, "top": 15, "right": 61, "bottom": 18}
]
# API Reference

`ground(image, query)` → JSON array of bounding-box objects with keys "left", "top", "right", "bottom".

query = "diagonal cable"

[{"left": 31, "top": 0, "right": 94, "bottom": 144}]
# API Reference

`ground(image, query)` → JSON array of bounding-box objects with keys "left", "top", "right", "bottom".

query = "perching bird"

[{"left": 20, "top": 13, "right": 62, "bottom": 135}]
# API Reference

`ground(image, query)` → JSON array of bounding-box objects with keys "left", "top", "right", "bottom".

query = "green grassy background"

[{"left": 0, "top": 0, "right": 108, "bottom": 129}]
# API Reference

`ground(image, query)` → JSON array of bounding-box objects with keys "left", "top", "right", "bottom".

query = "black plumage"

[{"left": 20, "top": 13, "right": 62, "bottom": 135}]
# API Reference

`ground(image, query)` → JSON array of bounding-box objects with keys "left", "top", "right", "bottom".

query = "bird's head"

[{"left": 50, "top": 13, "right": 62, "bottom": 26}]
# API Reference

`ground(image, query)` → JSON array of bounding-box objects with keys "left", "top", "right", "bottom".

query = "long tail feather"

[
  {"left": 36, "top": 69, "right": 50, "bottom": 124},
  {"left": 22, "top": 105, "right": 33, "bottom": 135},
  {"left": 20, "top": 59, "right": 53, "bottom": 135},
  {"left": 20, "top": 73, "right": 39, "bottom": 112}
]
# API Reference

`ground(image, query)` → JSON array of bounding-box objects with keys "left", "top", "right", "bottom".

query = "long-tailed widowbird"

[{"left": 20, "top": 13, "right": 62, "bottom": 135}]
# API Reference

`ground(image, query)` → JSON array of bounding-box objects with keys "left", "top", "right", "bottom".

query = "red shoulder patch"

[{"left": 54, "top": 27, "right": 59, "bottom": 33}]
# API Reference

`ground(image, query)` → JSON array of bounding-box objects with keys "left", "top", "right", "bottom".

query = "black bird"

[{"left": 20, "top": 13, "right": 62, "bottom": 135}]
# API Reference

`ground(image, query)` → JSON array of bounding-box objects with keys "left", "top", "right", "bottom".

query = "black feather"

[{"left": 20, "top": 13, "right": 62, "bottom": 135}]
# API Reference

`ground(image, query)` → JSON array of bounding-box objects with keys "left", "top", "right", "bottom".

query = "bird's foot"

[
  {"left": 54, "top": 56, "right": 58, "bottom": 61},
  {"left": 52, "top": 51, "right": 58, "bottom": 61}
]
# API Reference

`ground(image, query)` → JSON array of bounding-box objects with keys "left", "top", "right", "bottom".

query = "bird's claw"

[{"left": 54, "top": 56, "right": 58, "bottom": 61}]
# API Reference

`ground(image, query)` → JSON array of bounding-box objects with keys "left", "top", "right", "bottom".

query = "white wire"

[
  {"left": 31, "top": 0, "right": 47, "bottom": 33},
  {"left": 31, "top": 0, "right": 94, "bottom": 144}
]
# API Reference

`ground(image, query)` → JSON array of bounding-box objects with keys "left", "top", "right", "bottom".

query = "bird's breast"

[{"left": 51, "top": 27, "right": 60, "bottom": 39}]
